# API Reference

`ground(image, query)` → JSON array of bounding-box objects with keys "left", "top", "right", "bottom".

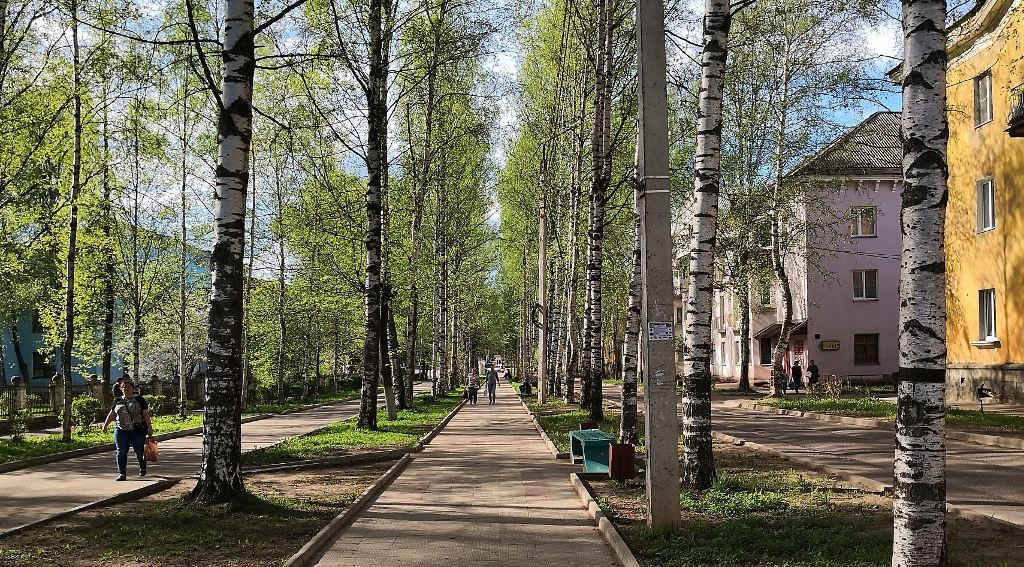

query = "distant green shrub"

[
  {"left": 9, "top": 409, "right": 31, "bottom": 440},
  {"left": 145, "top": 394, "right": 180, "bottom": 416},
  {"left": 70, "top": 395, "right": 105, "bottom": 429}
]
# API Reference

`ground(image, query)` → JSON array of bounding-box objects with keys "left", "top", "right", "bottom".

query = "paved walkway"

[
  {"left": 713, "top": 401, "right": 1024, "bottom": 526},
  {"left": 0, "top": 390, "right": 407, "bottom": 534},
  {"left": 310, "top": 381, "right": 621, "bottom": 567}
]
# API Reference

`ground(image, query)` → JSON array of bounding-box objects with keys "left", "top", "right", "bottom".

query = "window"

[
  {"left": 854, "top": 334, "right": 879, "bottom": 365},
  {"left": 32, "top": 350, "right": 55, "bottom": 378},
  {"left": 759, "top": 337, "right": 773, "bottom": 365},
  {"left": 979, "top": 289, "right": 997, "bottom": 341},
  {"left": 851, "top": 206, "right": 877, "bottom": 237},
  {"left": 757, "top": 285, "right": 772, "bottom": 307},
  {"left": 720, "top": 341, "right": 727, "bottom": 366},
  {"left": 31, "top": 310, "right": 44, "bottom": 333},
  {"left": 676, "top": 306, "right": 684, "bottom": 324},
  {"left": 977, "top": 179, "right": 995, "bottom": 232},
  {"left": 975, "top": 72, "right": 993, "bottom": 126},
  {"left": 853, "top": 270, "right": 878, "bottom": 300},
  {"left": 734, "top": 340, "right": 741, "bottom": 363}
]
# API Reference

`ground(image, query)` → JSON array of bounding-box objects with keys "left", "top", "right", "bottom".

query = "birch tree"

[{"left": 892, "top": 0, "right": 948, "bottom": 563}]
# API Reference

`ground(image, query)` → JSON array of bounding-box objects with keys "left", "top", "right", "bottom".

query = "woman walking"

[
  {"left": 102, "top": 380, "right": 153, "bottom": 481},
  {"left": 466, "top": 368, "right": 481, "bottom": 404}
]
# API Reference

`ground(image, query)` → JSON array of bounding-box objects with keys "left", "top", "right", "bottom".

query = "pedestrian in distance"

[
  {"left": 485, "top": 366, "right": 498, "bottom": 404},
  {"left": 101, "top": 379, "right": 153, "bottom": 481},
  {"left": 791, "top": 361, "right": 803, "bottom": 395},
  {"left": 807, "top": 360, "right": 820, "bottom": 389},
  {"left": 466, "top": 368, "right": 481, "bottom": 404}
]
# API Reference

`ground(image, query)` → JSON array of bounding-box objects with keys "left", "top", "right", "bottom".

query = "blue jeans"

[
  {"left": 487, "top": 383, "right": 496, "bottom": 403},
  {"left": 114, "top": 427, "right": 147, "bottom": 475}
]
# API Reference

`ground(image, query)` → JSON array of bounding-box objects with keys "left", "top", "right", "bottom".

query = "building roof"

[
  {"left": 787, "top": 112, "right": 903, "bottom": 178},
  {"left": 753, "top": 319, "right": 807, "bottom": 340}
]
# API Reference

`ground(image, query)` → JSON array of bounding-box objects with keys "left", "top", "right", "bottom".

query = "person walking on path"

[
  {"left": 466, "top": 368, "right": 480, "bottom": 404},
  {"left": 485, "top": 366, "right": 498, "bottom": 404},
  {"left": 791, "top": 361, "right": 803, "bottom": 395},
  {"left": 807, "top": 360, "right": 820, "bottom": 389},
  {"left": 101, "top": 380, "right": 153, "bottom": 481}
]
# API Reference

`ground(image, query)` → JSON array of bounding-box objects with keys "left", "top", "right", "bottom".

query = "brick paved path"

[{"left": 311, "top": 382, "right": 621, "bottom": 567}]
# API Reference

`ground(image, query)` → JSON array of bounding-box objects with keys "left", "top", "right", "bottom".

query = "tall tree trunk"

[
  {"left": 892, "top": 1, "right": 948, "bottom": 564},
  {"left": 357, "top": 0, "right": 390, "bottom": 430},
  {"left": 562, "top": 89, "right": 585, "bottom": 405},
  {"left": 179, "top": 96, "right": 190, "bottom": 414},
  {"left": 102, "top": 100, "right": 114, "bottom": 388},
  {"left": 768, "top": 42, "right": 794, "bottom": 398},
  {"left": 583, "top": 0, "right": 611, "bottom": 421},
  {"left": 276, "top": 184, "right": 286, "bottom": 404},
  {"left": 682, "top": 0, "right": 731, "bottom": 491},
  {"left": 10, "top": 324, "right": 29, "bottom": 379},
  {"left": 387, "top": 301, "right": 405, "bottom": 408},
  {"left": 242, "top": 149, "right": 257, "bottom": 407},
  {"left": 380, "top": 285, "right": 397, "bottom": 420},
  {"left": 737, "top": 273, "right": 750, "bottom": 391},
  {"left": 190, "top": 0, "right": 254, "bottom": 502},
  {"left": 61, "top": 2, "right": 83, "bottom": 442},
  {"left": 619, "top": 189, "right": 641, "bottom": 445}
]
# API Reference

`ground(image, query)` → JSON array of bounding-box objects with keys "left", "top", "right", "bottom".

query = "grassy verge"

[
  {"left": 0, "top": 389, "right": 365, "bottom": 465},
  {"left": 590, "top": 441, "right": 1017, "bottom": 566},
  {"left": 244, "top": 388, "right": 362, "bottom": 414},
  {"left": 0, "top": 463, "right": 392, "bottom": 567},
  {"left": 0, "top": 414, "right": 204, "bottom": 464},
  {"left": 241, "top": 393, "right": 462, "bottom": 466},
  {"left": 755, "top": 397, "right": 1024, "bottom": 434},
  {"left": 525, "top": 398, "right": 643, "bottom": 451},
  {"left": 755, "top": 397, "right": 897, "bottom": 420}
]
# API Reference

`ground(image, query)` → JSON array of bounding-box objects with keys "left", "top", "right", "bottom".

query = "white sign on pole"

[{"left": 647, "top": 322, "right": 674, "bottom": 341}]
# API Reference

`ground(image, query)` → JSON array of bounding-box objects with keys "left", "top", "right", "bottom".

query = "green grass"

[
  {"left": 757, "top": 397, "right": 1024, "bottom": 433},
  {"left": 755, "top": 397, "right": 897, "bottom": 420},
  {"left": 244, "top": 388, "right": 362, "bottom": 414},
  {"left": 946, "top": 408, "right": 1024, "bottom": 432},
  {"left": 617, "top": 470, "right": 892, "bottom": 566},
  {"left": 0, "top": 415, "right": 204, "bottom": 464},
  {"left": 241, "top": 393, "right": 462, "bottom": 465},
  {"left": 526, "top": 398, "right": 645, "bottom": 450}
]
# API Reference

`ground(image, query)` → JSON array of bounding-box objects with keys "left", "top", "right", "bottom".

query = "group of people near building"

[{"left": 781, "top": 359, "right": 821, "bottom": 394}]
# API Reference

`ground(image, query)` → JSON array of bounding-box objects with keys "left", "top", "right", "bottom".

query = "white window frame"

[
  {"left": 734, "top": 339, "right": 741, "bottom": 364},
  {"left": 975, "top": 72, "right": 993, "bottom": 127},
  {"left": 851, "top": 206, "right": 877, "bottom": 237},
  {"left": 853, "top": 269, "right": 878, "bottom": 300},
  {"left": 720, "top": 341, "right": 727, "bottom": 366},
  {"left": 977, "top": 179, "right": 995, "bottom": 232},
  {"left": 979, "top": 288, "right": 997, "bottom": 341}
]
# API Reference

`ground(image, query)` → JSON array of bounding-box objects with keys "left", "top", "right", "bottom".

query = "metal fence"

[
  {"left": 27, "top": 384, "right": 54, "bottom": 416},
  {"left": 0, "top": 382, "right": 14, "bottom": 420}
]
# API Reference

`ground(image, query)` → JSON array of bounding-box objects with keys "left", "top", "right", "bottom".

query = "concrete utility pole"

[
  {"left": 536, "top": 165, "right": 548, "bottom": 404},
  {"left": 635, "top": 0, "right": 681, "bottom": 530}
]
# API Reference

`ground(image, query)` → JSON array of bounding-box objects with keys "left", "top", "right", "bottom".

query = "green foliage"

[
  {"left": 70, "top": 395, "right": 105, "bottom": 429},
  {"left": 242, "top": 393, "right": 461, "bottom": 465},
  {"left": 525, "top": 400, "right": 643, "bottom": 450},
  {"left": 757, "top": 397, "right": 897, "bottom": 419},
  {"left": 145, "top": 395, "right": 181, "bottom": 417},
  {"left": 9, "top": 410, "right": 32, "bottom": 441},
  {"left": 946, "top": 408, "right": 1024, "bottom": 432}
]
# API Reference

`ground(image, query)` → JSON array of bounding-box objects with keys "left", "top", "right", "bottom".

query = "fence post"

[
  {"left": 49, "top": 374, "right": 64, "bottom": 412},
  {"left": 87, "top": 374, "right": 106, "bottom": 404},
  {"left": 11, "top": 376, "right": 27, "bottom": 410}
]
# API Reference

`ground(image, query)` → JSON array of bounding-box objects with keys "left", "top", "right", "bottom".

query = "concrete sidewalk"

[
  {"left": 0, "top": 390, "right": 410, "bottom": 535},
  {"left": 308, "top": 382, "right": 622, "bottom": 567},
  {"left": 713, "top": 401, "right": 1024, "bottom": 528}
]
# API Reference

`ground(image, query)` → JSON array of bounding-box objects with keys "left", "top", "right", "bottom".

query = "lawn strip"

[
  {"left": 0, "top": 462, "right": 394, "bottom": 567},
  {"left": 586, "top": 441, "right": 1024, "bottom": 567},
  {"left": 241, "top": 393, "right": 462, "bottom": 466}
]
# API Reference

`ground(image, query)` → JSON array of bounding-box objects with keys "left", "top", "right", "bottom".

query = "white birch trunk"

[
  {"left": 892, "top": 0, "right": 948, "bottom": 564},
  {"left": 192, "top": 0, "right": 254, "bottom": 501},
  {"left": 682, "top": 0, "right": 730, "bottom": 490}
]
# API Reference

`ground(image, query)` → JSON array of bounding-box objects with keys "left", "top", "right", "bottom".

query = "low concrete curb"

[
  {"left": 569, "top": 473, "right": 640, "bottom": 567},
  {"left": 724, "top": 400, "right": 1024, "bottom": 452},
  {"left": 281, "top": 454, "right": 413, "bottom": 567},
  {"left": 946, "top": 502, "right": 1024, "bottom": 532},
  {"left": 1, "top": 479, "right": 179, "bottom": 537},
  {"left": 0, "top": 397, "right": 364, "bottom": 474},
  {"left": 711, "top": 431, "right": 891, "bottom": 494},
  {"left": 279, "top": 399, "right": 466, "bottom": 567},
  {"left": 517, "top": 396, "right": 570, "bottom": 459}
]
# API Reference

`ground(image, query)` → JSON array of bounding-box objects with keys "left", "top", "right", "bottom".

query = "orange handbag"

[{"left": 144, "top": 438, "right": 159, "bottom": 462}]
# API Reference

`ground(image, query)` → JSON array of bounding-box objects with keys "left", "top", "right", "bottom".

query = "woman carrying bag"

[{"left": 102, "top": 379, "right": 153, "bottom": 481}]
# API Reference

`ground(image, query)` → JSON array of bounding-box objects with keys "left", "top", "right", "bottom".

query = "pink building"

[{"left": 713, "top": 112, "right": 902, "bottom": 385}]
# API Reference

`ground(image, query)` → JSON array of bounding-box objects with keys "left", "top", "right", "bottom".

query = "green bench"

[{"left": 569, "top": 428, "right": 615, "bottom": 473}]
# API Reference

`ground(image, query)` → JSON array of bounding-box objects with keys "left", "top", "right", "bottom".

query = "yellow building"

[{"left": 945, "top": 0, "right": 1024, "bottom": 403}]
